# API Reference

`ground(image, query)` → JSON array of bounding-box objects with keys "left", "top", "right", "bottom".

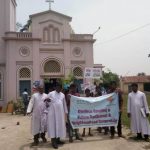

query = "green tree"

[
  {"left": 137, "top": 72, "right": 146, "bottom": 76},
  {"left": 20, "top": 19, "right": 32, "bottom": 32},
  {"left": 61, "top": 73, "right": 75, "bottom": 89},
  {"left": 101, "top": 70, "right": 119, "bottom": 88}
]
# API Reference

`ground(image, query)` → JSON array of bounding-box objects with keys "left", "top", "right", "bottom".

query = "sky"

[{"left": 16, "top": 0, "right": 150, "bottom": 76}]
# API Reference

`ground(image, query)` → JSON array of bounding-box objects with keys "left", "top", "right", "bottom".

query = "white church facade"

[{"left": 0, "top": 0, "right": 103, "bottom": 106}]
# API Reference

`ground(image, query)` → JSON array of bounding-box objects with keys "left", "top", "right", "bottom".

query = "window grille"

[
  {"left": 73, "top": 67, "right": 83, "bottom": 77},
  {"left": 19, "top": 68, "right": 31, "bottom": 78},
  {"left": 44, "top": 60, "right": 61, "bottom": 73}
]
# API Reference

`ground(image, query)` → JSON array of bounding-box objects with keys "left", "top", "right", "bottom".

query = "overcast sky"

[{"left": 16, "top": 0, "right": 150, "bottom": 76}]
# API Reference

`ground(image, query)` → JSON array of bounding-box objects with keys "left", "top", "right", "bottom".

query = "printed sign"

[
  {"left": 84, "top": 68, "right": 102, "bottom": 79},
  {"left": 69, "top": 93, "right": 119, "bottom": 129}
]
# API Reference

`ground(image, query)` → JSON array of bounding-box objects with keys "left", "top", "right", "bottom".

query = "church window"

[
  {"left": 73, "top": 67, "right": 83, "bottom": 77},
  {"left": 19, "top": 67, "right": 31, "bottom": 96},
  {"left": 44, "top": 60, "right": 61, "bottom": 73},
  {"left": 53, "top": 28, "right": 60, "bottom": 43},
  {"left": 49, "top": 25, "right": 54, "bottom": 43},
  {"left": 19, "top": 68, "right": 31, "bottom": 78},
  {"left": 43, "top": 25, "right": 61, "bottom": 43},
  {"left": 43, "top": 28, "right": 49, "bottom": 43}
]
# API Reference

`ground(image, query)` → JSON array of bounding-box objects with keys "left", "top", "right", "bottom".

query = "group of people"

[
  {"left": 24, "top": 80, "right": 150, "bottom": 149},
  {"left": 26, "top": 82, "right": 68, "bottom": 149}
]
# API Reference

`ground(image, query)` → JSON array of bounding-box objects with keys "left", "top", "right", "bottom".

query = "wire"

[{"left": 97, "top": 23, "right": 150, "bottom": 45}]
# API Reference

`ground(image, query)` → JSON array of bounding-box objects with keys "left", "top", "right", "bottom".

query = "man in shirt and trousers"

[
  {"left": 22, "top": 88, "right": 29, "bottom": 116},
  {"left": 66, "top": 83, "right": 83, "bottom": 143},
  {"left": 108, "top": 81, "right": 124, "bottom": 138},
  {"left": 47, "top": 84, "right": 68, "bottom": 149},
  {"left": 127, "top": 83, "right": 150, "bottom": 141},
  {"left": 27, "top": 81, "right": 48, "bottom": 146}
]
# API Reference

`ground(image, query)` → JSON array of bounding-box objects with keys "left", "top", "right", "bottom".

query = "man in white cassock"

[
  {"left": 127, "top": 83, "right": 150, "bottom": 141},
  {"left": 47, "top": 84, "right": 68, "bottom": 149},
  {"left": 27, "top": 81, "right": 48, "bottom": 146}
]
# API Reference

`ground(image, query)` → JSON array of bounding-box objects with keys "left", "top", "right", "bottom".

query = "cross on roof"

[{"left": 46, "top": 0, "right": 54, "bottom": 10}]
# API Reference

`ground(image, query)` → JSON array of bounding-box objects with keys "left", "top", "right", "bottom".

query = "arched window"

[
  {"left": 73, "top": 67, "right": 83, "bottom": 77},
  {"left": 18, "top": 67, "right": 32, "bottom": 97},
  {"left": 43, "top": 28, "right": 49, "bottom": 43},
  {"left": 49, "top": 25, "right": 54, "bottom": 43},
  {"left": 43, "top": 25, "right": 61, "bottom": 44},
  {"left": 44, "top": 60, "right": 61, "bottom": 73},
  {"left": 53, "top": 28, "right": 60, "bottom": 43},
  {"left": 0, "top": 72, "right": 3, "bottom": 100}
]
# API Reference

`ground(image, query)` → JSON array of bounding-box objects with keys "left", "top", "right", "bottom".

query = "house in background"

[{"left": 120, "top": 76, "right": 150, "bottom": 93}]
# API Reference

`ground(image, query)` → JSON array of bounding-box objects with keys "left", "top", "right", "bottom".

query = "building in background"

[
  {"left": 120, "top": 76, "right": 150, "bottom": 93},
  {"left": 0, "top": 0, "right": 103, "bottom": 106}
]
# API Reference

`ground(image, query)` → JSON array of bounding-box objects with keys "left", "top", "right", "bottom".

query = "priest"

[
  {"left": 127, "top": 83, "right": 150, "bottom": 141},
  {"left": 27, "top": 81, "right": 48, "bottom": 146},
  {"left": 47, "top": 84, "right": 68, "bottom": 149}
]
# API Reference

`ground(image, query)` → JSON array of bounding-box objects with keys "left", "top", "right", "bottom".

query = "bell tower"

[
  {"left": 0, "top": 0, "right": 17, "bottom": 63},
  {"left": 0, "top": 0, "right": 17, "bottom": 34}
]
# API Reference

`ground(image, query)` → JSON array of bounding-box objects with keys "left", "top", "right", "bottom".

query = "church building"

[{"left": 0, "top": 0, "right": 103, "bottom": 106}]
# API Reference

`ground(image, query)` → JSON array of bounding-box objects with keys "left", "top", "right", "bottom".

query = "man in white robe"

[
  {"left": 127, "top": 83, "right": 150, "bottom": 141},
  {"left": 47, "top": 84, "right": 68, "bottom": 149},
  {"left": 39, "top": 98, "right": 51, "bottom": 134},
  {"left": 27, "top": 81, "right": 47, "bottom": 146}
]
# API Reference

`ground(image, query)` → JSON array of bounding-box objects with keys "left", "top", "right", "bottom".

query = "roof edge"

[{"left": 30, "top": 10, "right": 72, "bottom": 21}]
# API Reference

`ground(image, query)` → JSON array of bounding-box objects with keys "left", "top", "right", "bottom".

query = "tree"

[
  {"left": 137, "top": 72, "right": 146, "bottom": 76},
  {"left": 20, "top": 19, "right": 32, "bottom": 32},
  {"left": 16, "top": 22, "right": 23, "bottom": 31},
  {"left": 61, "top": 73, "right": 75, "bottom": 90},
  {"left": 101, "top": 70, "right": 119, "bottom": 88}
]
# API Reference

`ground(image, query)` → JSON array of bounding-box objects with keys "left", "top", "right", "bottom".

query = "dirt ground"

[{"left": 0, "top": 113, "right": 150, "bottom": 150}]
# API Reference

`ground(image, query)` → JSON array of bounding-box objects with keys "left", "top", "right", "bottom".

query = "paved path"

[{"left": 0, "top": 113, "right": 150, "bottom": 150}]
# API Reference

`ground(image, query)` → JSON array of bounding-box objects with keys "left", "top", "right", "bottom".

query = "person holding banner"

[
  {"left": 108, "top": 81, "right": 124, "bottom": 139},
  {"left": 82, "top": 88, "right": 93, "bottom": 137},
  {"left": 95, "top": 86, "right": 109, "bottom": 135},
  {"left": 127, "top": 83, "right": 150, "bottom": 142},
  {"left": 66, "top": 83, "right": 83, "bottom": 142}
]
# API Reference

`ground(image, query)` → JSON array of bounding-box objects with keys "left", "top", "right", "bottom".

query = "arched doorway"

[
  {"left": 42, "top": 59, "right": 64, "bottom": 93},
  {"left": 72, "top": 66, "right": 84, "bottom": 93},
  {"left": 18, "top": 67, "right": 32, "bottom": 97}
]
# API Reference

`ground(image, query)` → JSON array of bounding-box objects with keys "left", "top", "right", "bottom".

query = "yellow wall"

[{"left": 120, "top": 82, "right": 144, "bottom": 94}]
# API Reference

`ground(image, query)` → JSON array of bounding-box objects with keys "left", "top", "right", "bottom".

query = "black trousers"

[
  {"left": 110, "top": 112, "right": 122, "bottom": 136},
  {"left": 34, "top": 133, "right": 40, "bottom": 143},
  {"left": 137, "top": 133, "right": 149, "bottom": 139},
  {"left": 34, "top": 132, "right": 46, "bottom": 141},
  {"left": 67, "top": 115, "right": 79, "bottom": 138},
  {"left": 23, "top": 101, "right": 29, "bottom": 115}
]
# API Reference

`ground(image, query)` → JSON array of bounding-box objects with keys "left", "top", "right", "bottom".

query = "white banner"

[
  {"left": 84, "top": 68, "right": 102, "bottom": 79},
  {"left": 81, "top": 83, "right": 96, "bottom": 93},
  {"left": 69, "top": 93, "right": 119, "bottom": 129}
]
